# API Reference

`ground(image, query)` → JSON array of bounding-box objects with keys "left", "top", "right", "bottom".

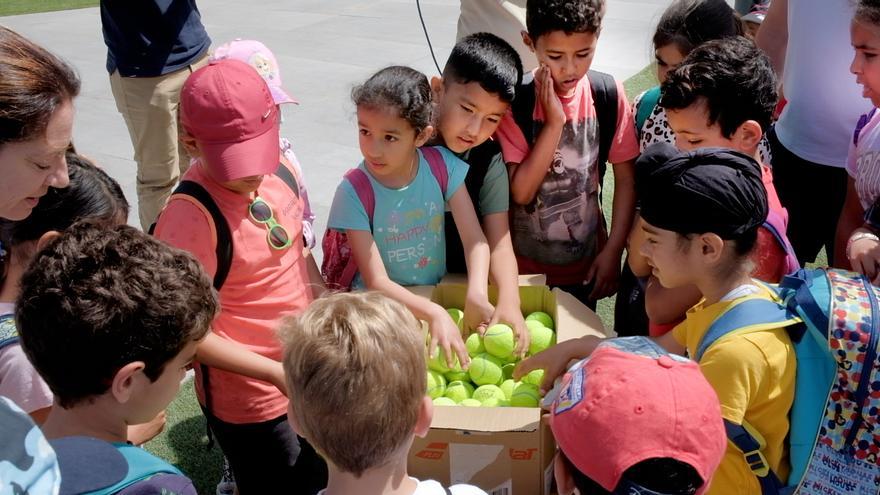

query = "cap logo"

[
  {"left": 262, "top": 109, "right": 272, "bottom": 120},
  {"left": 554, "top": 366, "right": 585, "bottom": 415}
]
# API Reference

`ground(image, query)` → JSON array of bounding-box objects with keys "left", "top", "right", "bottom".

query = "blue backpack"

[{"left": 696, "top": 268, "right": 880, "bottom": 494}]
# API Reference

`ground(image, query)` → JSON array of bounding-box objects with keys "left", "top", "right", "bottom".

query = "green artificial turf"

[{"left": 0, "top": 0, "right": 97, "bottom": 16}]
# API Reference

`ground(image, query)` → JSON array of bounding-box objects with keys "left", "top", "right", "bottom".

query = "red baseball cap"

[
  {"left": 180, "top": 59, "right": 280, "bottom": 182},
  {"left": 550, "top": 339, "right": 726, "bottom": 494}
]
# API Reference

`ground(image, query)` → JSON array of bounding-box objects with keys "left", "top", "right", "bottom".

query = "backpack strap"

[
  {"left": 694, "top": 296, "right": 799, "bottom": 361},
  {"left": 587, "top": 70, "right": 619, "bottom": 185},
  {"left": 344, "top": 168, "right": 376, "bottom": 228},
  {"left": 724, "top": 420, "right": 785, "bottom": 495},
  {"left": 511, "top": 79, "right": 537, "bottom": 146},
  {"left": 420, "top": 146, "right": 449, "bottom": 197},
  {"left": 762, "top": 212, "right": 800, "bottom": 276},
  {"left": 274, "top": 160, "right": 300, "bottom": 198},
  {"left": 635, "top": 85, "right": 662, "bottom": 133}
]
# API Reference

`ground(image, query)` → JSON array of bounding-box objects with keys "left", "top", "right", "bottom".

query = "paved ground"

[{"left": 1, "top": 0, "right": 670, "bottom": 252}]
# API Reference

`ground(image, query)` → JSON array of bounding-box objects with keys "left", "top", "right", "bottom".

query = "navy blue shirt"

[{"left": 101, "top": 0, "right": 210, "bottom": 77}]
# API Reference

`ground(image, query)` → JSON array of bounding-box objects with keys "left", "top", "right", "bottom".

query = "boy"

[
  {"left": 280, "top": 292, "right": 487, "bottom": 495},
  {"left": 15, "top": 222, "right": 218, "bottom": 494},
  {"left": 520, "top": 145, "right": 798, "bottom": 494},
  {"left": 153, "top": 59, "right": 327, "bottom": 493},
  {"left": 550, "top": 337, "right": 726, "bottom": 494},
  {"left": 430, "top": 32, "right": 529, "bottom": 352},
  {"left": 495, "top": 0, "right": 638, "bottom": 306}
]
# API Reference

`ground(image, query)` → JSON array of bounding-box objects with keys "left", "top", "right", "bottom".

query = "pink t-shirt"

[
  {"left": 495, "top": 73, "right": 639, "bottom": 284},
  {"left": 847, "top": 108, "right": 880, "bottom": 211},
  {"left": 153, "top": 157, "right": 310, "bottom": 424}
]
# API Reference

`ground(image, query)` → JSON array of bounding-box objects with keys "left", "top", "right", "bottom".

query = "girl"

[
  {"left": 325, "top": 66, "right": 492, "bottom": 368},
  {"left": 838, "top": 0, "right": 880, "bottom": 283}
]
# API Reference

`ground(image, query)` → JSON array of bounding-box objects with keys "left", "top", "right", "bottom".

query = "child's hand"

[
  {"left": 538, "top": 64, "right": 566, "bottom": 127},
  {"left": 269, "top": 361, "right": 289, "bottom": 397},
  {"left": 429, "top": 310, "right": 471, "bottom": 369},
  {"left": 490, "top": 301, "right": 530, "bottom": 357},
  {"left": 586, "top": 247, "right": 622, "bottom": 301},
  {"left": 463, "top": 291, "right": 494, "bottom": 335},
  {"left": 848, "top": 229, "right": 880, "bottom": 283},
  {"left": 514, "top": 336, "right": 603, "bottom": 394}
]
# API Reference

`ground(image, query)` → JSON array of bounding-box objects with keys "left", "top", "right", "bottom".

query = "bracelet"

[{"left": 847, "top": 232, "right": 880, "bottom": 260}]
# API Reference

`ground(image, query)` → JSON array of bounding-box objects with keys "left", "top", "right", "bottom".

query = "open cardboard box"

[{"left": 407, "top": 275, "right": 608, "bottom": 494}]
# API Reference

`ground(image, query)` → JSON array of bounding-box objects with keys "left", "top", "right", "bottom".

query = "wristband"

[{"left": 847, "top": 232, "right": 880, "bottom": 260}]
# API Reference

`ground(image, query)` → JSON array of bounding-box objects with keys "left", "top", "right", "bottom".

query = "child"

[
  {"left": 741, "top": 2, "right": 770, "bottom": 39},
  {"left": 550, "top": 337, "right": 726, "bottom": 495},
  {"left": 519, "top": 145, "right": 798, "bottom": 494},
  {"left": 324, "top": 66, "right": 492, "bottom": 367},
  {"left": 495, "top": 0, "right": 638, "bottom": 306},
  {"left": 279, "top": 291, "right": 488, "bottom": 495},
  {"left": 153, "top": 59, "right": 327, "bottom": 493},
  {"left": 15, "top": 222, "right": 219, "bottom": 494},
  {"left": 429, "top": 32, "right": 529, "bottom": 353},
  {"left": 628, "top": 37, "right": 795, "bottom": 335},
  {"left": 837, "top": 0, "right": 880, "bottom": 283}
]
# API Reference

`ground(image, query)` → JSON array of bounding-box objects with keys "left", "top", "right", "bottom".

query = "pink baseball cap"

[
  {"left": 180, "top": 59, "right": 280, "bottom": 182},
  {"left": 211, "top": 39, "right": 298, "bottom": 105},
  {"left": 550, "top": 339, "right": 726, "bottom": 494}
]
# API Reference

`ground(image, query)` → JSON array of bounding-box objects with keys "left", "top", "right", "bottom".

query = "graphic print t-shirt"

[
  {"left": 327, "top": 147, "right": 468, "bottom": 288},
  {"left": 847, "top": 108, "right": 880, "bottom": 211}
]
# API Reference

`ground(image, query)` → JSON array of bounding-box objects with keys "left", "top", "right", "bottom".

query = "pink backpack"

[{"left": 322, "top": 147, "right": 449, "bottom": 291}]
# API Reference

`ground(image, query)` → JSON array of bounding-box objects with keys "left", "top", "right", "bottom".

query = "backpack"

[
  {"left": 695, "top": 268, "right": 880, "bottom": 495},
  {"left": 635, "top": 85, "right": 662, "bottom": 133},
  {"left": 51, "top": 436, "right": 184, "bottom": 495},
  {"left": 321, "top": 146, "right": 449, "bottom": 291},
  {"left": 0, "top": 313, "right": 18, "bottom": 352},
  {"left": 762, "top": 211, "right": 801, "bottom": 278}
]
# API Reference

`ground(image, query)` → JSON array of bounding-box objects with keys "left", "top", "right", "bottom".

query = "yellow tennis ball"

[
  {"left": 527, "top": 323, "right": 556, "bottom": 356},
  {"left": 468, "top": 353, "right": 504, "bottom": 386},
  {"left": 465, "top": 333, "right": 485, "bottom": 357},
  {"left": 522, "top": 369, "right": 545, "bottom": 388},
  {"left": 473, "top": 384, "right": 506, "bottom": 405},
  {"left": 481, "top": 397, "right": 507, "bottom": 408},
  {"left": 499, "top": 379, "right": 516, "bottom": 400},
  {"left": 525, "top": 311, "right": 554, "bottom": 330},
  {"left": 445, "top": 370, "right": 469, "bottom": 382},
  {"left": 446, "top": 308, "right": 464, "bottom": 329},
  {"left": 483, "top": 323, "right": 515, "bottom": 359},
  {"left": 444, "top": 380, "right": 475, "bottom": 403},
  {"left": 426, "top": 370, "right": 447, "bottom": 399},
  {"left": 433, "top": 397, "right": 457, "bottom": 406},
  {"left": 502, "top": 363, "right": 515, "bottom": 380},
  {"left": 460, "top": 398, "right": 482, "bottom": 407},
  {"left": 510, "top": 382, "right": 541, "bottom": 407}
]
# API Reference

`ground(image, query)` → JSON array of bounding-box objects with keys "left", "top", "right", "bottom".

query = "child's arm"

[
  {"left": 835, "top": 178, "right": 868, "bottom": 270},
  {"left": 448, "top": 187, "right": 494, "bottom": 334},
  {"left": 347, "top": 229, "right": 470, "bottom": 368},
  {"left": 483, "top": 211, "right": 530, "bottom": 355},
  {"left": 303, "top": 247, "right": 326, "bottom": 299},
  {"left": 196, "top": 333, "right": 288, "bottom": 395},
  {"left": 508, "top": 66, "right": 567, "bottom": 206},
  {"left": 588, "top": 159, "right": 636, "bottom": 300},
  {"left": 645, "top": 276, "right": 702, "bottom": 325}
]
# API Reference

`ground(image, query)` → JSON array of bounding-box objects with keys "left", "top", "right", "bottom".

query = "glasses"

[{"left": 249, "top": 196, "right": 292, "bottom": 250}]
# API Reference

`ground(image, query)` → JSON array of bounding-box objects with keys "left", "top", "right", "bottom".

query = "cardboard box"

[{"left": 407, "top": 277, "right": 607, "bottom": 494}]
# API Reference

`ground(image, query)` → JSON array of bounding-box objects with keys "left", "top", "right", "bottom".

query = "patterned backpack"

[
  {"left": 321, "top": 146, "right": 448, "bottom": 291},
  {"left": 694, "top": 268, "right": 880, "bottom": 494}
]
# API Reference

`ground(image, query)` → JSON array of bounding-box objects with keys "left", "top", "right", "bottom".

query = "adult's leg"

[{"left": 768, "top": 127, "right": 849, "bottom": 265}]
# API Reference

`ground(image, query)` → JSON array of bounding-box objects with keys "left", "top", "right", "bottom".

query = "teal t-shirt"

[{"left": 327, "top": 147, "right": 469, "bottom": 288}]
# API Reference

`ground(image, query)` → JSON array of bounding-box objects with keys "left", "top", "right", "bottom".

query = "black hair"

[
  {"left": 660, "top": 36, "right": 777, "bottom": 137},
  {"left": 562, "top": 453, "right": 704, "bottom": 495},
  {"left": 442, "top": 32, "right": 523, "bottom": 104},
  {"left": 526, "top": 0, "right": 605, "bottom": 40},
  {"left": 0, "top": 151, "right": 129, "bottom": 288},
  {"left": 676, "top": 229, "right": 759, "bottom": 258},
  {"left": 16, "top": 222, "right": 218, "bottom": 409},
  {"left": 352, "top": 66, "right": 432, "bottom": 133},
  {"left": 856, "top": 0, "right": 880, "bottom": 26},
  {"left": 653, "top": 0, "right": 742, "bottom": 55}
]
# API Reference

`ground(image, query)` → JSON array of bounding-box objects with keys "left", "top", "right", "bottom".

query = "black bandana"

[{"left": 636, "top": 143, "right": 767, "bottom": 238}]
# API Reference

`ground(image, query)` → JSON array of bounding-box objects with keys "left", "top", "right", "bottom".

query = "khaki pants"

[
  {"left": 457, "top": 0, "right": 537, "bottom": 72},
  {"left": 110, "top": 55, "right": 208, "bottom": 229}
]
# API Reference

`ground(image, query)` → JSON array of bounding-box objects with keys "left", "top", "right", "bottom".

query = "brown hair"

[
  {"left": 0, "top": 26, "right": 80, "bottom": 146},
  {"left": 280, "top": 292, "right": 426, "bottom": 476}
]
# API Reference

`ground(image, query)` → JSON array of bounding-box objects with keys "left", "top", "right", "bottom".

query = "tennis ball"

[
  {"left": 510, "top": 383, "right": 541, "bottom": 407},
  {"left": 483, "top": 323, "right": 515, "bottom": 359},
  {"left": 473, "top": 384, "right": 506, "bottom": 405},
  {"left": 500, "top": 379, "right": 516, "bottom": 400},
  {"left": 444, "top": 380, "right": 474, "bottom": 403},
  {"left": 426, "top": 371, "right": 447, "bottom": 399},
  {"left": 465, "top": 333, "right": 485, "bottom": 357},
  {"left": 445, "top": 370, "right": 469, "bottom": 382},
  {"left": 446, "top": 308, "right": 464, "bottom": 329},
  {"left": 428, "top": 347, "right": 463, "bottom": 374},
  {"left": 502, "top": 363, "right": 515, "bottom": 380},
  {"left": 528, "top": 324, "right": 557, "bottom": 356},
  {"left": 468, "top": 353, "right": 504, "bottom": 386},
  {"left": 525, "top": 311, "right": 554, "bottom": 330},
  {"left": 433, "top": 397, "right": 457, "bottom": 406},
  {"left": 460, "top": 398, "right": 482, "bottom": 407},
  {"left": 522, "top": 369, "right": 545, "bottom": 388},
  {"left": 481, "top": 397, "right": 507, "bottom": 408}
]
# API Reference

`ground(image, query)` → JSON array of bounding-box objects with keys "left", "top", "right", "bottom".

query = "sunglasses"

[{"left": 248, "top": 196, "right": 292, "bottom": 250}]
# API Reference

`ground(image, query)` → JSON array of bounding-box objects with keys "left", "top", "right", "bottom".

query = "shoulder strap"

[
  {"left": 762, "top": 214, "right": 800, "bottom": 276},
  {"left": 587, "top": 70, "right": 619, "bottom": 177},
  {"left": 0, "top": 313, "right": 18, "bottom": 351},
  {"left": 724, "top": 420, "right": 785, "bottom": 495},
  {"left": 274, "top": 161, "right": 300, "bottom": 198},
  {"left": 511, "top": 79, "right": 537, "bottom": 146},
  {"left": 169, "top": 181, "right": 233, "bottom": 291},
  {"left": 635, "top": 86, "right": 662, "bottom": 132},
  {"left": 420, "top": 146, "right": 449, "bottom": 197},
  {"left": 344, "top": 168, "right": 376, "bottom": 228},
  {"left": 694, "top": 296, "right": 800, "bottom": 361}
]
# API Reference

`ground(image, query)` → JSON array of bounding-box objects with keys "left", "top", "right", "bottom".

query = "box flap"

[
  {"left": 431, "top": 405, "right": 541, "bottom": 432},
  {"left": 553, "top": 288, "right": 609, "bottom": 339},
  {"left": 439, "top": 273, "right": 547, "bottom": 287}
]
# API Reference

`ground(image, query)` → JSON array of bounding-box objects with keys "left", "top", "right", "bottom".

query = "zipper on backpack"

[{"left": 843, "top": 277, "right": 880, "bottom": 456}]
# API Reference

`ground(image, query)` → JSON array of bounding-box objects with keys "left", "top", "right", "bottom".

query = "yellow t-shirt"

[{"left": 672, "top": 284, "right": 797, "bottom": 495}]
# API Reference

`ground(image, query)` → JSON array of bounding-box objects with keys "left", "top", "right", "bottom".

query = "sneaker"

[{"left": 215, "top": 456, "right": 237, "bottom": 495}]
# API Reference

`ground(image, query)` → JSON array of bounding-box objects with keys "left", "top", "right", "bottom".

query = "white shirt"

[{"left": 318, "top": 479, "right": 488, "bottom": 495}]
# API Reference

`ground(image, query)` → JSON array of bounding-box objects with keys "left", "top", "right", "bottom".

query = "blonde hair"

[{"left": 280, "top": 291, "right": 426, "bottom": 477}]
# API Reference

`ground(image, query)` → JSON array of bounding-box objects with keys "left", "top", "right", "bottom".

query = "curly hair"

[
  {"left": 352, "top": 66, "right": 432, "bottom": 133},
  {"left": 16, "top": 222, "right": 218, "bottom": 408},
  {"left": 526, "top": 0, "right": 606, "bottom": 40}
]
